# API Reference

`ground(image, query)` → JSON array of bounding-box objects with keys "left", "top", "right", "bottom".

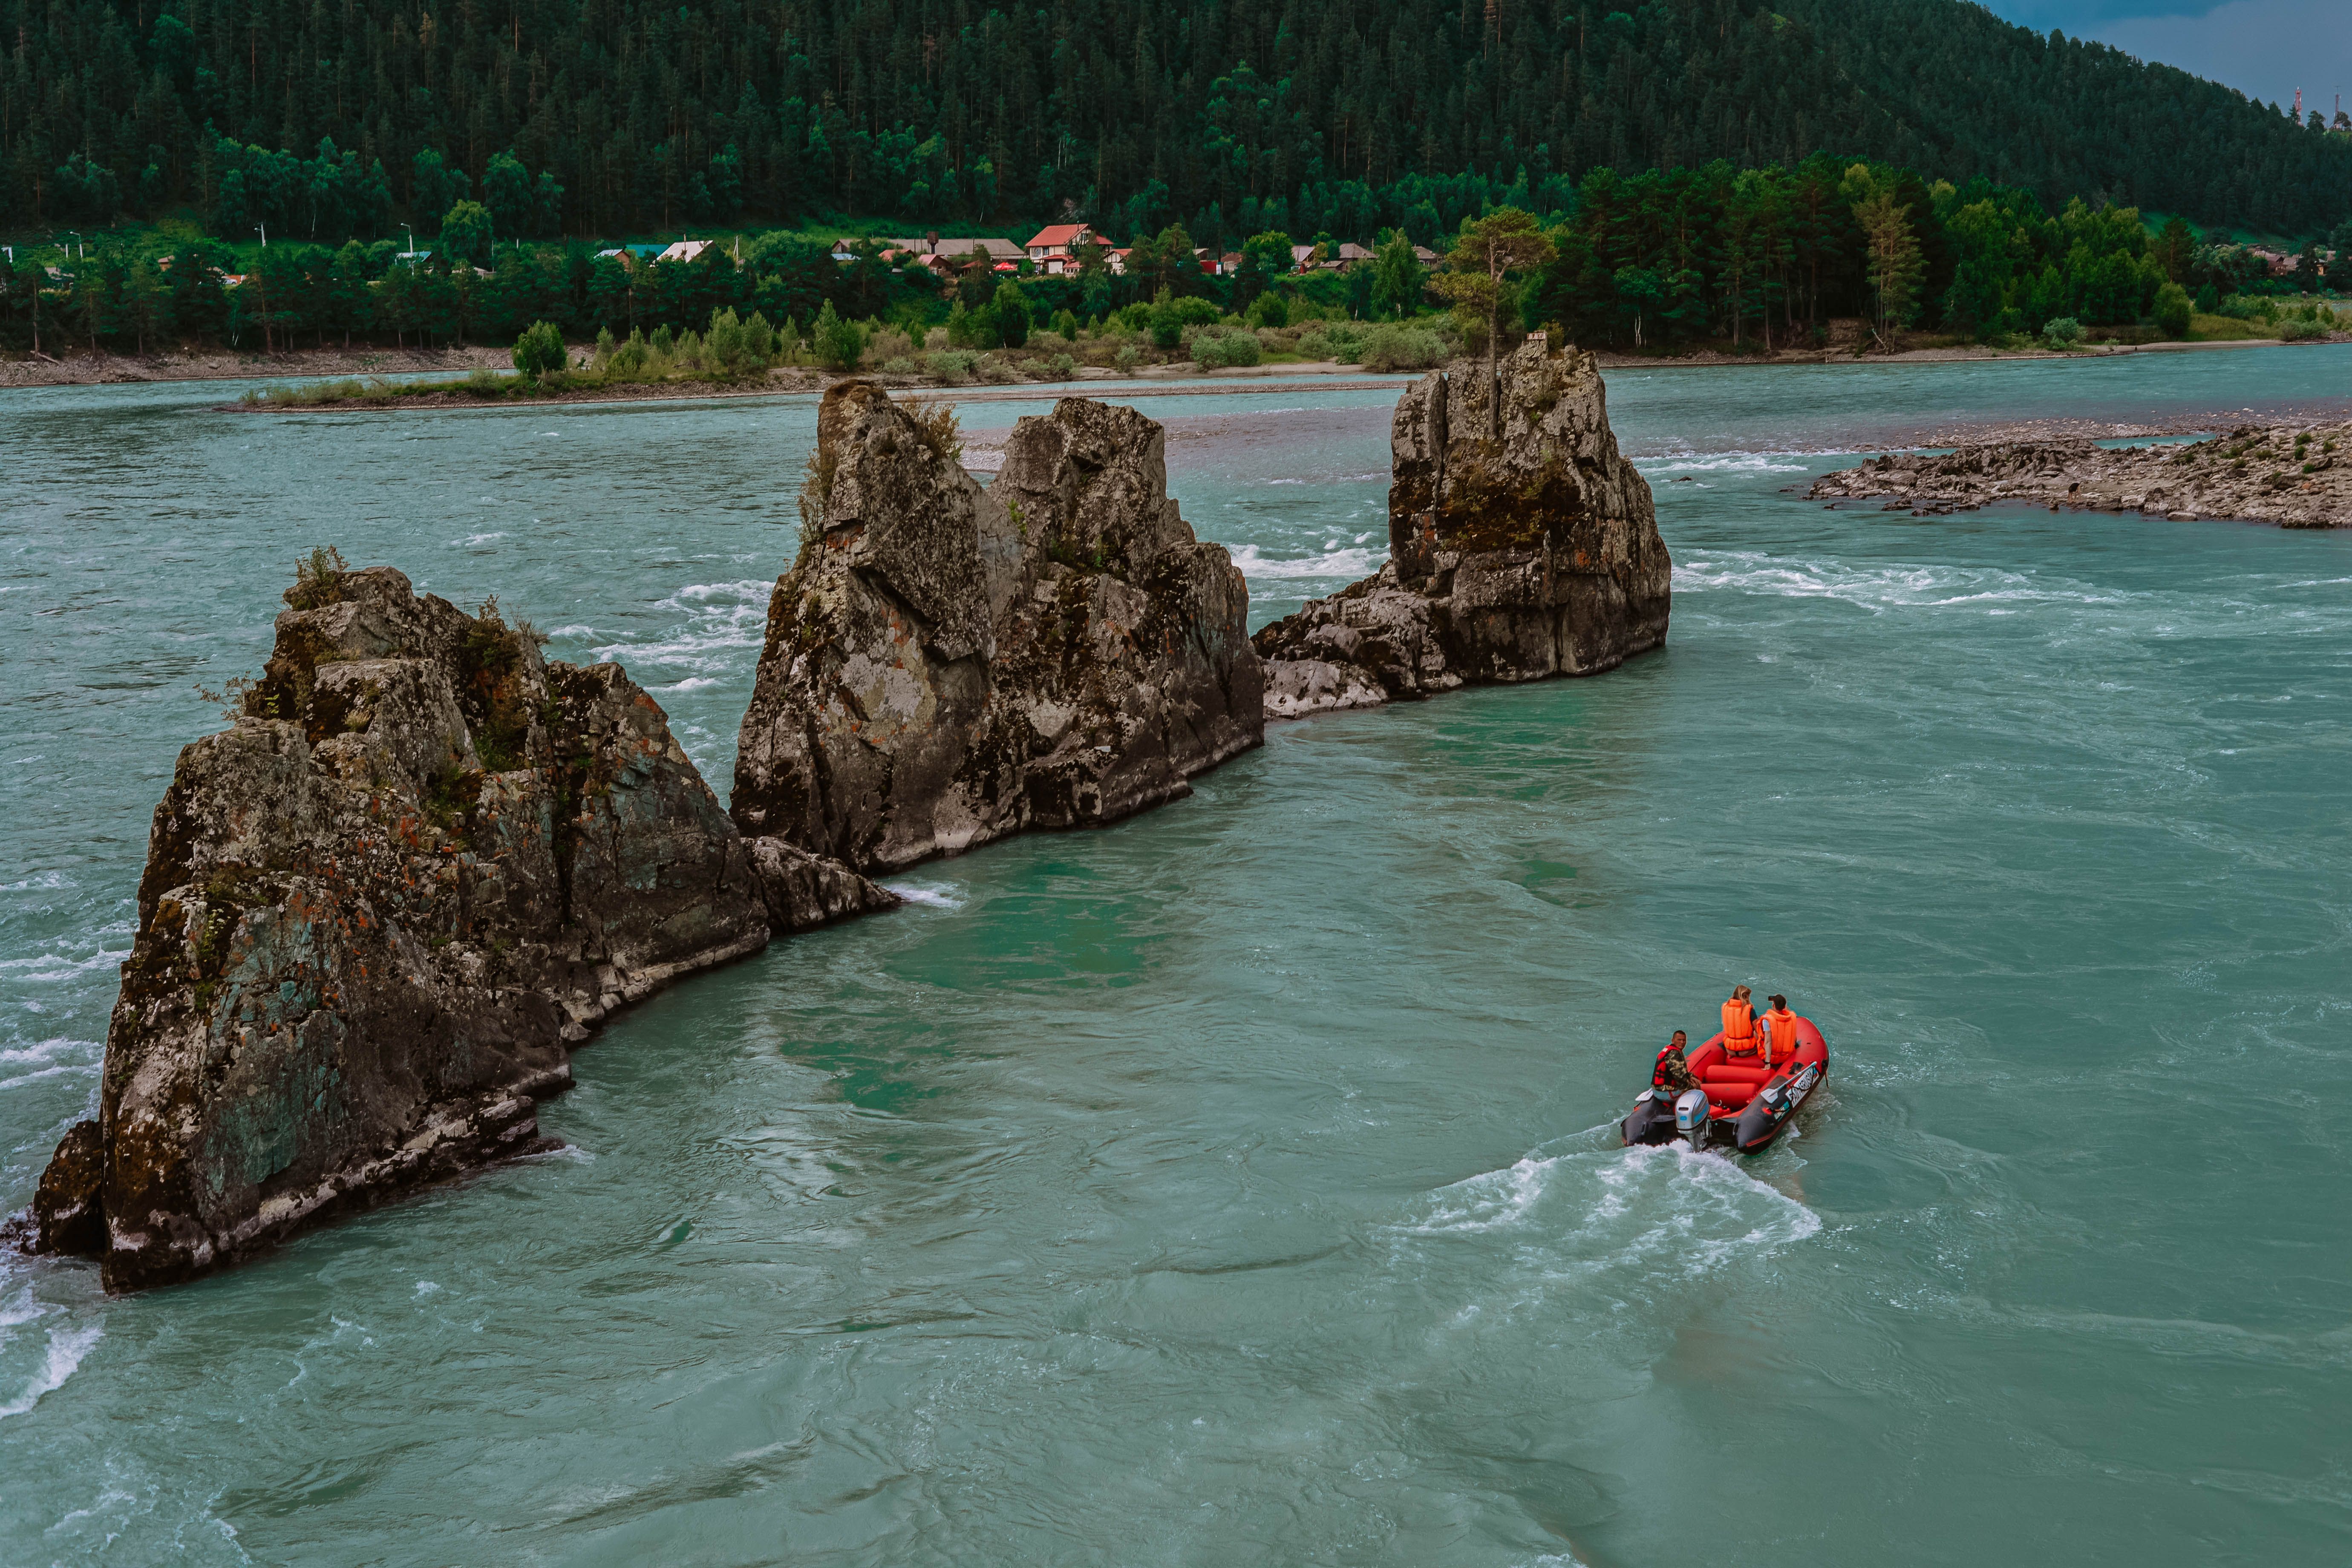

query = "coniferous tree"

[{"left": 1434, "top": 209, "right": 1555, "bottom": 424}]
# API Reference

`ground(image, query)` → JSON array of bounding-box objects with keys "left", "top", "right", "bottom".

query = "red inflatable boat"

[{"left": 1620, "top": 1015, "right": 1829, "bottom": 1153}]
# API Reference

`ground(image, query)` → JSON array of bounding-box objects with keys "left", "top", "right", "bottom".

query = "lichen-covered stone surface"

[
  {"left": 731, "top": 383, "right": 1264, "bottom": 871},
  {"left": 1254, "top": 338, "right": 1672, "bottom": 717},
  {"left": 16, "top": 565, "right": 888, "bottom": 1291},
  {"left": 1807, "top": 422, "right": 2352, "bottom": 527}
]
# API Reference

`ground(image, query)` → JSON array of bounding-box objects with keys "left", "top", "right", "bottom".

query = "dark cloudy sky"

[{"left": 1977, "top": 0, "right": 2349, "bottom": 120}]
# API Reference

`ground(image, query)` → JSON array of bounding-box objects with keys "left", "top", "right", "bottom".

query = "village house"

[
  {"left": 1023, "top": 224, "right": 1101, "bottom": 274},
  {"left": 1282, "top": 242, "right": 1374, "bottom": 271},
  {"left": 884, "top": 235, "right": 1024, "bottom": 272},
  {"left": 657, "top": 239, "right": 714, "bottom": 264}
]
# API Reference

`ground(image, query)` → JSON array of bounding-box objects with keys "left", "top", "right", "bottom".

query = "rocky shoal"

[{"left": 1807, "top": 422, "right": 2352, "bottom": 528}]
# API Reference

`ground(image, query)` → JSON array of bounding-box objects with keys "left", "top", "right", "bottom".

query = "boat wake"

[{"left": 1392, "top": 1126, "right": 1820, "bottom": 1295}]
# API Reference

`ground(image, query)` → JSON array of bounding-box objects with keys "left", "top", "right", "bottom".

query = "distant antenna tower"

[{"left": 2292, "top": 87, "right": 2301, "bottom": 120}]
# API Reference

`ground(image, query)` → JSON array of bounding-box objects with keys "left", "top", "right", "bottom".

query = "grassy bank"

[{"left": 241, "top": 363, "right": 811, "bottom": 407}]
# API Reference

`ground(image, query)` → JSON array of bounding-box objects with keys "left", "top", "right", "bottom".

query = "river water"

[{"left": 2, "top": 348, "right": 2348, "bottom": 1565}]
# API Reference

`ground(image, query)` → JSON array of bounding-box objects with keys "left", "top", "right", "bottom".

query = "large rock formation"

[
  {"left": 16, "top": 564, "right": 891, "bottom": 1291},
  {"left": 1807, "top": 421, "right": 2352, "bottom": 527},
  {"left": 1254, "top": 337, "right": 1672, "bottom": 717},
  {"left": 731, "top": 383, "right": 1263, "bottom": 870}
]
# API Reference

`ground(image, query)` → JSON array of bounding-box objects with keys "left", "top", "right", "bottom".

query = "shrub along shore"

[
  {"left": 232, "top": 318, "right": 2343, "bottom": 413},
  {"left": 236, "top": 298, "right": 1467, "bottom": 408}
]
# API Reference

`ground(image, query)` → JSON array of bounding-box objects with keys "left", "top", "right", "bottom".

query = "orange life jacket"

[
  {"left": 1722, "top": 996, "right": 1759, "bottom": 1055},
  {"left": 1761, "top": 1007, "right": 1798, "bottom": 1062}
]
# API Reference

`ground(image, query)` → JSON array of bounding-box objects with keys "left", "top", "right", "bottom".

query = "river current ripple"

[{"left": 2, "top": 348, "right": 2348, "bottom": 1565}]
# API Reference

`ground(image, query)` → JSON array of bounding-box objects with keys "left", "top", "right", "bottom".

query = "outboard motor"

[{"left": 1674, "top": 1089, "right": 1712, "bottom": 1150}]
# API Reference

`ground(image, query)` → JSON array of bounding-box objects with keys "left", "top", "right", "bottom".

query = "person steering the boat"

[
  {"left": 1721, "top": 985, "right": 1762, "bottom": 1061},
  {"left": 1652, "top": 1030, "right": 1700, "bottom": 1094},
  {"left": 1761, "top": 994, "right": 1799, "bottom": 1068}
]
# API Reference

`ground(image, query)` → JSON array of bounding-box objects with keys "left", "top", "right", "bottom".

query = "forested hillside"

[{"left": 4, "top": 0, "right": 2349, "bottom": 243}]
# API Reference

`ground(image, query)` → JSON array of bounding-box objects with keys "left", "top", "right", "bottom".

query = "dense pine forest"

[{"left": 5, "top": 0, "right": 2350, "bottom": 246}]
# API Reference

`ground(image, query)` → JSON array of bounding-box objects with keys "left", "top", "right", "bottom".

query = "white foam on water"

[
  {"left": 0, "top": 1037, "right": 94, "bottom": 1066},
  {"left": 0, "top": 1063, "right": 91, "bottom": 1092},
  {"left": 0, "top": 946, "right": 131, "bottom": 983},
  {"left": 0, "top": 1282, "right": 104, "bottom": 1425},
  {"left": 591, "top": 579, "right": 772, "bottom": 673},
  {"left": 1396, "top": 1138, "right": 1820, "bottom": 1291},
  {"left": 884, "top": 881, "right": 966, "bottom": 910},
  {"left": 670, "top": 580, "right": 762, "bottom": 602},
  {"left": 0, "top": 1323, "right": 103, "bottom": 1420},
  {"left": 1228, "top": 543, "right": 1382, "bottom": 580},
  {"left": 1634, "top": 451, "right": 1813, "bottom": 475},
  {"left": 452, "top": 531, "right": 508, "bottom": 547},
  {"left": 1675, "top": 551, "right": 2133, "bottom": 615},
  {"left": 0, "top": 871, "right": 74, "bottom": 893},
  {"left": 0, "top": 1284, "right": 45, "bottom": 1331},
  {"left": 1411, "top": 1153, "right": 1559, "bottom": 1235},
  {"left": 658, "top": 676, "right": 720, "bottom": 692}
]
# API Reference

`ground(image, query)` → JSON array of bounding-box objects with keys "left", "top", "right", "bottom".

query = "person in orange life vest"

[
  {"left": 1721, "top": 985, "right": 1763, "bottom": 1060},
  {"left": 1760, "top": 994, "right": 1799, "bottom": 1068},
  {"left": 1652, "top": 1030, "right": 1699, "bottom": 1094}
]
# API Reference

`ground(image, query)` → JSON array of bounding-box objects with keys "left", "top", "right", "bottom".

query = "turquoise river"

[{"left": 2, "top": 347, "right": 2348, "bottom": 1565}]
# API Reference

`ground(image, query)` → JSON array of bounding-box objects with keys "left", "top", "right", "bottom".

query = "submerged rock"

[
  {"left": 18, "top": 564, "right": 890, "bottom": 1291},
  {"left": 731, "top": 383, "right": 1263, "bottom": 871},
  {"left": 1254, "top": 337, "right": 1672, "bottom": 716},
  {"left": 1807, "top": 422, "right": 2352, "bottom": 527}
]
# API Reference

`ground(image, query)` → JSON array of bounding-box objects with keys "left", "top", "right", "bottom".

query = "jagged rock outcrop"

[
  {"left": 1807, "top": 422, "right": 2352, "bottom": 527},
  {"left": 731, "top": 383, "right": 1263, "bottom": 870},
  {"left": 1254, "top": 337, "right": 1672, "bottom": 717},
  {"left": 16, "top": 565, "right": 891, "bottom": 1291}
]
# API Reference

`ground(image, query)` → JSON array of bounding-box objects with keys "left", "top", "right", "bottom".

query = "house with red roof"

[{"left": 1025, "top": 224, "right": 1099, "bottom": 274}]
